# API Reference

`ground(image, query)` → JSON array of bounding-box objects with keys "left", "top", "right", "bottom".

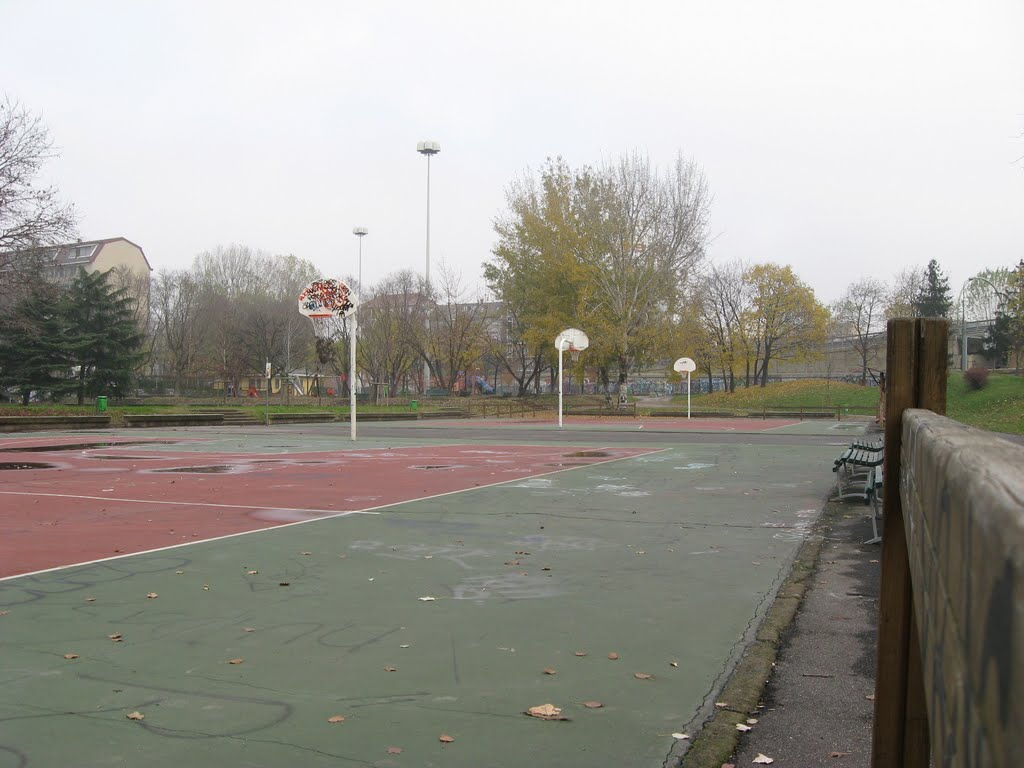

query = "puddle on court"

[
  {"left": 0, "top": 440, "right": 177, "bottom": 453},
  {"left": 544, "top": 462, "right": 590, "bottom": 467},
  {"left": 0, "top": 462, "right": 58, "bottom": 470},
  {"left": 412, "top": 465, "right": 454, "bottom": 470},
  {"left": 153, "top": 465, "right": 234, "bottom": 474},
  {"left": 563, "top": 451, "right": 610, "bottom": 458},
  {"left": 89, "top": 455, "right": 162, "bottom": 461}
]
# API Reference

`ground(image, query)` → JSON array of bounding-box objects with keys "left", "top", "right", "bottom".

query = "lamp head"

[
  {"left": 353, "top": 227, "right": 368, "bottom": 237},
  {"left": 416, "top": 140, "right": 441, "bottom": 156}
]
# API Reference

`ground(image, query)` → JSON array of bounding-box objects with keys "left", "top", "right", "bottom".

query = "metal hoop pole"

[{"left": 558, "top": 343, "right": 564, "bottom": 429}]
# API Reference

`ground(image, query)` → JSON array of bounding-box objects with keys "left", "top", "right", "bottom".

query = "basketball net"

[
  {"left": 569, "top": 347, "right": 581, "bottom": 363},
  {"left": 308, "top": 314, "right": 347, "bottom": 365}
]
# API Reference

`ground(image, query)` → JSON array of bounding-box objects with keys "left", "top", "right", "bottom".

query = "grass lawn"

[{"left": 674, "top": 374, "right": 1024, "bottom": 434}]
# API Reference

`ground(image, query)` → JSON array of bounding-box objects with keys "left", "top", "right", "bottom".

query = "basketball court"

[{"left": 0, "top": 416, "right": 863, "bottom": 767}]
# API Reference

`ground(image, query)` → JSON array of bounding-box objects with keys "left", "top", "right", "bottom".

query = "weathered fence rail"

[{"left": 872, "top": 317, "right": 1024, "bottom": 767}]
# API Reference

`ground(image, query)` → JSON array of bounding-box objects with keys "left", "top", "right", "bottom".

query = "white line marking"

[
  {"left": 0, "top": 446, "right": 665, "bottom": 582},
  {"left": 0, "top": 490, "right": 365, "bottom": 516}
]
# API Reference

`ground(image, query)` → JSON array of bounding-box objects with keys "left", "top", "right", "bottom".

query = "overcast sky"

[{"left": 4, "top": 0, "right": 1022, "bottom": 305}]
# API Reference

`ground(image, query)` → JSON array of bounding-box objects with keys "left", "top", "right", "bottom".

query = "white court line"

[
  {"left": 0, "top": 491, "right": 367, "bottom": 516},
  {"left": 0, "top": 447, "right": 666, "bottom": 583}
]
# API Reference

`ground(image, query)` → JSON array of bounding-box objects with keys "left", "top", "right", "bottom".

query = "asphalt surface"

[{"left": 728, "top": 503, "right": 880, "bottom": 767}]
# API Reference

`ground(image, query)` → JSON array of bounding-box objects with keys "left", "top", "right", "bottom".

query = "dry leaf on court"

[
  {"left": 543, "top": 667, "right": 557, "bottom": 675},
  {"left": 228, "top": 658, "right": 244, "bottom": 665},
  {"left": 828, "top": 752, "right": 849, "bottom": 759},
  {"left": 246, "top": 570, "right": 258, "bottom": 575},
  {"left": 418, "top": 596, "right": 436, "bottom": 602},
  {"left": 300, "top": 551, "right": 312, "bottom": 556},
  {"left": 669, "top": 661, "right": 679, "bottom": 667},
  {"left": 582, "top": 701, "right": 603, "bottom": 709},
  {"left": 526, "top": 703, "right": 569, "bottom": 721},
  {"left": 278, "top": 582, "right": 289, "bottom": 587},
  {"left": 714, "top": 701, "right": 728, "bottom": 708},
  {"left": 175, "top": 570, "right": 184, "bottom": 575},
  {"left": 736, "top": 723, "right": 751, "bottom": 732},
  {"left": 126, "top": 711, "right": 145, "bottom": 720},
  {"left": 753, "top": 754, "right": 774, "bottom": 764},
  {"left": 634, "top": 672, "right": 653, "bottom": 680},
  {"left": 328, "top": 715, "right": 346, "bottom": 723},
  {"left": 0, "top": 610, "right": 8, "bottom": 615},
  {"left": 439, "top": 734, "right": 455, "bottom": 743},
  {"left": 85, "top": 597, "right": 96, "bottom": 602},
  {"left": 63, "top": 653, "right": 79, "bottom": 659},
  {"left": 574, "top": 650, "right": 587, "bottom": 657},
  {"left": 386, "top": 746, "right": 403, "bottom": 754},
  {"left": 671, "top": 733, "right": 690, "bottom": 740},
  {"left": 746, "top": 718, "right": 759, "bottom": 724},
  {"left": 108, "top": 634, "right": 123, "bottom": 642},
  {"left": 146, "top": 593, "right": 158, "bottom": 599},
  {"left": 243, "top": 627, "right": 255, "bottom": 633},
  {"left": 607, "top": 652, "right": 619, "bottom": 660},
  {"left": 202, "top": 585, "right": 210, "bottom": 591},
  {"left": 400, "top": 644, "right": 410, "bottom": 648},
  {"left": 384, "top": 666, "right": 397, "bottom": 672},
  {"left": 865, "top": 694, "right": 875, "bottom": 700}
]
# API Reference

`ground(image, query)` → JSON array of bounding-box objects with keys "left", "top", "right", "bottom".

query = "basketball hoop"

[
  {"left": 569, "top": 346, "right": 582, "bottom": 364},
  {"left": 298, "top": 278, "right": 356, "bottom": 365}
]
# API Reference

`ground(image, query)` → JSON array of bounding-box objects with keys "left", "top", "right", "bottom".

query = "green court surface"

[{"left": 0, "top": 421, "right": 859, "bottom": 767}]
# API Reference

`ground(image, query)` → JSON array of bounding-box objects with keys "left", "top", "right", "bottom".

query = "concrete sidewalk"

[{"left": 684, "top": 501, "right": 881, "bottom": 767}]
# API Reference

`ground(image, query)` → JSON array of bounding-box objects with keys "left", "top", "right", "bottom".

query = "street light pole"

[
  {"left": 352, "top": 227, "right": 368, "bottom": 295},
  {"left": 417, "top": 140, "right": 440, "bottom": 395}
]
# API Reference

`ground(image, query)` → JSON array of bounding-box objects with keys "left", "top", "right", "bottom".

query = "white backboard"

[{"left": 673, "top": 357, "right": 696, "bottom": 373}]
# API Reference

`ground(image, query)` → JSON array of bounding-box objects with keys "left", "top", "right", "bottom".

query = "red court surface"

[{"left": 0, "top": 438, "right": 654, "bottom": 578}]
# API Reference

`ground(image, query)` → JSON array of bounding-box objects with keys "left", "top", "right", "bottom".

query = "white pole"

[
  {"left": 558, "top": 344, "right": 564, "bottom": 429},
  {"left": 350, "top": 315, "right": 357, "bottom": 442},
  {"left": 687, "top": 371, "right": 691, "bottom": 419},
  {"left": 423, "top": 153, "right": 432, "bottom": 395}
]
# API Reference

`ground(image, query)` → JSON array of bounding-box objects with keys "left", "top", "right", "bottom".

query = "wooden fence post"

[{"left": 871, "top": 317, "right": 948, "bottom": 768}]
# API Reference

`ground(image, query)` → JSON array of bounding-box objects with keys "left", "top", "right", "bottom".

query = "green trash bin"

[
  {"left": 96, "top": 396, "right": 108, "bottom": 412},
  {"left": 410, "top": 400, "right": 418, "bottom": 411}
]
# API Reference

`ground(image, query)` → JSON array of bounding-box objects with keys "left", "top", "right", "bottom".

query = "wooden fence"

[{"left": 872, "top": 318, "right": 1024, "bottom": 766}]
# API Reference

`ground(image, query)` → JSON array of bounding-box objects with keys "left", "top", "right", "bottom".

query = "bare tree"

[
  {"left": 420, "top": 265, "right": 491, "bottom": 393},
  {"left": 0, "top": 98, "right": 77, "bottom": 297},
  {"left": 886, "top": 266, "right": 925, "bottom": 318},
  {"left": 695, "top": 261, "right": 750, "bottom": 393},
  {"left": 358, "top": 270, "right": 423, "bottom": 397},
  {"left": 832, "top": 277, "right": 888, "bottom": 384}
]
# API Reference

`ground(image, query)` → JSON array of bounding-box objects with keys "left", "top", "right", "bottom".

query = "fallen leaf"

[
  {"left": 0, "top": 610, "right": 8, "bottom": 615},
  {"left": 328, "top": 715, "right": 346, "bottom": 723},
  {"left": 146, "top": 592, "right": 158, "bottom": 599},
  {"left": 828, "top": 752, "right": 849, "bottom": 759},
  {"left": 202, "top": 585, "right": 210, "bottom": 591},
  {"left": 746, "top": 718, "right": 759, "bottom": 724},
  {"left": 736, "top": 723, "right": 752, "bottom": 732},
  {"left": 582, "top": 701, "right": 603, "bottom": 708},
  {"left": 175, "top": 570, "right": 184, "bottom": 575},
  {"left": 243, "top": 627, "right": 256, "bottom": 633},
  {"left": 504, "top": 560, "right": 521, "bottom": 566},
  {"left": 246, "top": 570, "right": 258, "bottom": 575},
  {"left": 670, "top": 661, "right": 679, "bottom": 667},
  {"left": 384, "top": 666, "right": 397, "bottom": 672},
  {"left": 753, "top": 754, "right": 774, "bottom": 764},
  {"left": 300, "top": 551, "right": 312, "bottom": 556},
  {"left": 63, "top": 653, "right": 79, "bottom": 660},
  {"left": 439, "top": 734, "right": 455, "bottom": 743},
  {"left": 542, "top": 566, "right": 552, "bottom": 571},
  {"left": 126, "top": 711, "right": 145, "bottom": 720},
  {"left": 278, "top": 582, "right": 290, "bottom": 587},
  {"left": 543, "top": 667, "right": 557, "bottom": 675},
  {"left": 636, "top": 550, "right": 646, "bottom": 555},
  {"left": 634, "top": 672, "right": 653, "bottom": 680},
  {"left": 400, "top": 644, "right": 410, "bottom": 648},
  {"left": 228, "top": 658, "right": 244, "bottom": 665},
  {"left": 714, "top": 701, "right": 728, "bottom": 708},
  {"left": 865, "top": 694, "right": 876, "bottom": 701},
  {"left": 85, "top": 597, "right": 96, "bottom": 602},
  {"left": 108, "top": 634, "right": 123, "bottom": 642},
  {"left": 386, "top": 746, "right": 403, "bottom": 755},
  {"left": 671, "top": 732, "right": 690, "bottom": 740},
  {"left": 525, "top": 703, "right": 570, "bottom": 720},
  {"left": 607, "top": 652, "right": 619, "bottom": 660},
  {"left": 418, "top": 596, "right": 436, "bottom": 602},
  {"left": 574, "top": 651, "right": 588, "bottom": 657}
]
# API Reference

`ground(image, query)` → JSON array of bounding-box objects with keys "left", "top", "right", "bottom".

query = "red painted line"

[{"left": 0, "top": 443, "right": 656, "bottom": 578}]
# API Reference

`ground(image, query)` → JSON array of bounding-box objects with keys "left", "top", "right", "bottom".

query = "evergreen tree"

[
  {"left": 53, "top": 269, "right": 146, "bottom": 405},
  {"left": 912, "top": 259, "right": 953, "bottom": 318},
  {"left": 0, "top": 279, "right": 65, "bottom": 403}
]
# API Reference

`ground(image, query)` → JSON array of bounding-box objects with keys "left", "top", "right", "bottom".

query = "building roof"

[{"left": 43, "top": 237, "right": 152, "bottom": 272}]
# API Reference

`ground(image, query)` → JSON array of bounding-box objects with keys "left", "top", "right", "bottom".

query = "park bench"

[
  {"left": 863, "top": 465, "right": 885, "bottom": 544},
  {"left": 831, "top": 445, "right": 884, "bottom": 501}
]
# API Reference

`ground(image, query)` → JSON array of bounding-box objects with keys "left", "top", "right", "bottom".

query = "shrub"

[{"left": 963, "top": 366, "right": 989, "bottom": 391}]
